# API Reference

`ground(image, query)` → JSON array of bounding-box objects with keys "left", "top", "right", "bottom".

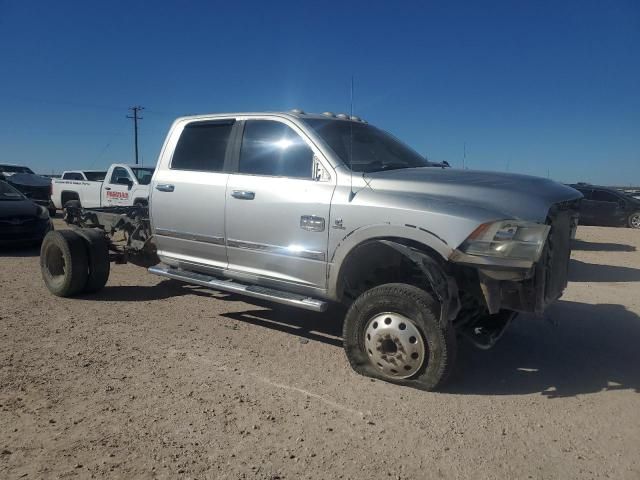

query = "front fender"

[{"left": 327, "top": 223, "right": 453, "bottom": 299}]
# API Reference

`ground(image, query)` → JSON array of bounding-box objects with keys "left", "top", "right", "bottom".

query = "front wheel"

[
  {"left": 343, "top": 283, "right": 457, "bottom": 391},
  {"left": 628, "top": 212, "right": 640, "bottom": 229}
]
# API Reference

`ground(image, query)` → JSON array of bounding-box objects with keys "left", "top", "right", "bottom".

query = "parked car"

[
  {"left": 40, "top": 110, "right": 582, "bottom": 390},
  {"left": 51, "top": 164, "right": 154, "bottom": 209},
  {"left": 0, "top": 180, "right": 53, "bottom": 246},
  {"left": 0, "top": 164, "right": 55, "bottom": 216},
  {"left": 569, "top": 183, "right": 640, "bottom": 229}
]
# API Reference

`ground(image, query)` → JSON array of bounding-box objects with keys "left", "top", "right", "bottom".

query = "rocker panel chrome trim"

[
  {"left": 226, "top": 238, "right": 326, "bottom": 261},
  {"left": 155, "top": 228, "right": 225, "bottom": 245}
]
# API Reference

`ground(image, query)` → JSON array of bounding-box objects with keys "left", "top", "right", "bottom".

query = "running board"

[{"left": 148, "top": 265, "right": 328, "bottom": 312}]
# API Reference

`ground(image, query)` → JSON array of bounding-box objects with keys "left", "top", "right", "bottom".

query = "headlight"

[
  {"left": 459, "top": 220, "right": 550, "bottom": 262},
  {"left": 37, "top": 206, "right": 50, "bottom": 219}
]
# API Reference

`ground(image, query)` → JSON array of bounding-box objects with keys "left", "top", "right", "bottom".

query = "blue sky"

[{"left": 0, "top": 0, "right": 638, "bottom": 184}]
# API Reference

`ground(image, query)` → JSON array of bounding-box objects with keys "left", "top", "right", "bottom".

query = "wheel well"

[
  {"left": 336, "top": 238, "right": 445, "bottom": 304},
  {"left": 61, "top": 191, "right": 80, "bottom": 206},
  {"left": 133, "top": 198, "right": 148, "bottom": 206}
]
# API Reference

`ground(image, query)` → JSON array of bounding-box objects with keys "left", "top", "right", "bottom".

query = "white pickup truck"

[{"left": 51, "top": 164, "right": 154, "bottom": 209}]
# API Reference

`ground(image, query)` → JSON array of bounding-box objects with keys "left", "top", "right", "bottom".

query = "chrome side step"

[{"left": 148, "top": 265, "right": 328, "bottom": 312}]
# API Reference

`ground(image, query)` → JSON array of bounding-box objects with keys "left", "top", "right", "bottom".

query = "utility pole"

[{"left": 127, "top": 106, "right": 144, "bottom": 165}]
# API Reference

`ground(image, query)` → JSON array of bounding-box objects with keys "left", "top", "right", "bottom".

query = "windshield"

[
  {"left": 0, "top": 165, "right": 34, "bottom": 174},
  {"left": 131, "top": 168, "right": 155, "bottom": 185},
  {"left": 85, "top": 171, "right": 107, "bottom": 181},
  {"left": 0, "top": 181, "right": 25, "bottom": 200},
  {"left": 303, "top": 119, "right": 434, "bottom": 173}
]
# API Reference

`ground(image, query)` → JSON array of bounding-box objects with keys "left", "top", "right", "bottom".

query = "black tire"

[
  {"left": 63, "top": 199, "right": 81, "bottom": 209},
  {"left": 343, "top": 283, "right": 457, "bottom": 391},
  {"left": 40, "top": 230, "right": 89, "bottom": 297},
  {"left": 628, "top": 212, "right": 640, "bottom": 229},
  {"left": 76, "top": 228, "right": 110, "bottom": 293}
]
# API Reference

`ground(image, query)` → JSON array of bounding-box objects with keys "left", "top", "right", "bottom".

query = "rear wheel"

[
  {"left": 62, "top": 198, "right": 81, "bottom": 209},
  {"left": 40, "top": 230, "right": 89, "bottom": 297},
  {"left": 76, "top": 228, "right": 110, "bottom": 293},
  {"left": 343, "top": 283, "right": 457, "bottom": 391},
  {"left": 629, "top": 212, "right": 640, "bottom": 229}
]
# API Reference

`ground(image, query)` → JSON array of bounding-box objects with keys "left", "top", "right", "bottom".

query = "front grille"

[
  {"left": 542, "top": 204, "right": 576, "bottom": 304},
  {"left": 0, "top": 219, "right": 47, "bottom": 240},
  {"left": 10, "top": 183, "right": 50, "bottom": 202},
  {"left": 0, "top": 215, "right": 37, "bottom": 224}
]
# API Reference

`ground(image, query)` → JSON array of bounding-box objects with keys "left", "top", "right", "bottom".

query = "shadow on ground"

[
  {"left": 569, "top": 259, "right": 640, "bottom": 282},
  {"left": 75, "top": 279, "right": 640, "bottom": 397},
  {"left": 225, "top": 299, "right": 640, "bottom": 398},
  {"left": 79, "top": 279, "right": 229, "bottom": 302},
  {"left": 0, "top": 245, "right": 40, "bottom": 257},
  {"left": 447, "top": 300, "right": 640, "bottom": 397},
  {"left": 221, "top": 305, "right": 345, "bottom": 348},
  {"left": 572, "top": 239, "right": 636, "bottom": 252},
  {"left": 221, "top": 297, "right": 640, "bottom": 398}
]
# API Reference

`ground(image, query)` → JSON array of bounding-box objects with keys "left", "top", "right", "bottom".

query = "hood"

[
  {"left": 366, "top": 167, "right": 582, "bottom": 222},
  {"left": 0, "top": 197, "right": 42, "bottom": 218},
  {"left": 6, "top": 172, "right": 51, "bottom": 188}
]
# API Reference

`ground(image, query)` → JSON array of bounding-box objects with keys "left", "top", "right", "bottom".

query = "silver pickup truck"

[{"left": 39, "top": 110, "right": 582, "bottom": 390}]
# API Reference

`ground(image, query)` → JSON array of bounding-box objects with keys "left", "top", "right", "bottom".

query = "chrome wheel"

[
  {"left": 364, "top": 312, "right": 426, "bottom": 379},
  {"left": 630, "top": 213, "right": 640, "bottom": 229}
]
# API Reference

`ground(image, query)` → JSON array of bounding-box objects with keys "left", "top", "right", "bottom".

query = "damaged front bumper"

[{"left": 450, "top": 203, "right": 578, "bottom": 315}]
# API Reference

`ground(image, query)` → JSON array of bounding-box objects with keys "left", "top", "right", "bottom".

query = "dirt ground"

[{"left": 1, "top": 218, "right": 639, "bottom": 479}]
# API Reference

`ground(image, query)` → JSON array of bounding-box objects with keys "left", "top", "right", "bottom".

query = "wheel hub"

[
  {"left": 45, "top": 244, "right": 65, "bottom": 279},
  {"left": 364, "top": 312, "right": 426, "bottom": 379},
  {"left": 631, "top": 214, "right": 640, "bottom": 229}
]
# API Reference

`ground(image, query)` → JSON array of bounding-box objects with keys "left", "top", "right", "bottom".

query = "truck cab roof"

[{"left": 172, "top": 110, "right": 367, "bottom": 124}]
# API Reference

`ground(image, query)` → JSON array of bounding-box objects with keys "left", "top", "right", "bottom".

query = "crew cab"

[
  {"left": 51, "top": 164, "right": 154, "bottom": 209},
  {"left": 39, "top": 111, "right": 582, "bottom": 391}
]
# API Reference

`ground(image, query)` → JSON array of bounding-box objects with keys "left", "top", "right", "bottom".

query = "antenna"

[
  {"left": 348, "top": 76, "right": 356, "bottom": 202},
  {"left": 463, "top": 142, "right": 466, "bottom": 169}
]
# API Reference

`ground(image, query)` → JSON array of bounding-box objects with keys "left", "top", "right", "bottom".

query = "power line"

[{"left": 127, "top": 106, "right": 144, "bottom": 165}]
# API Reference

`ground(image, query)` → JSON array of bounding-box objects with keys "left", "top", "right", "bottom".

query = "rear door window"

[
  {"left": 238, "top": 120, "right": 313, "bottom": 178},
  {"left": 592, "top": 190, "right": 619, "bottom": 203},
  {"left": 63, "top": 172, "right": 83, "bottom": 180},
  {"left": 85, "top": 172, "right": 106, "bottom": 181},
  {"left": 171, "top": 120, "right": 235, "bottom": 172},
  {"left": 575, "top": 188, "right": 592, "bottom": 200}
]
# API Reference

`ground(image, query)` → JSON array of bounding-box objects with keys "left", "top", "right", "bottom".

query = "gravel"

[{"left": 0, "top": 218, "right": 639, "bottom": 479}]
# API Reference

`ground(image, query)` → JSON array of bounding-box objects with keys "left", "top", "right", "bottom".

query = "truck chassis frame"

[{"left": 64, "top": 205, "right": 159, "bottom": 268}]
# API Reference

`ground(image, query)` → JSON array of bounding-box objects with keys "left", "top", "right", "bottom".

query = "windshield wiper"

[{"left": 368, "top": 163, "right": 412, "bottom": 172}]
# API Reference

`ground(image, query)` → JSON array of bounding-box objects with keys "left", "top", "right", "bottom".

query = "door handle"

[
  {"left": 155, "top": 184, "right": 175, "bottom": 192},
  {"left": 231, "top": 190, "right": 255, "bottom": 200},
  {"left": 104, "top": 187, "right": 111, "bottom": 191}
]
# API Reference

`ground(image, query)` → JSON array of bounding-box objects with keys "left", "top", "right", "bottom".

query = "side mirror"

[{"left": 116, "top": 177, "right": 133, "bottom": 189}]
